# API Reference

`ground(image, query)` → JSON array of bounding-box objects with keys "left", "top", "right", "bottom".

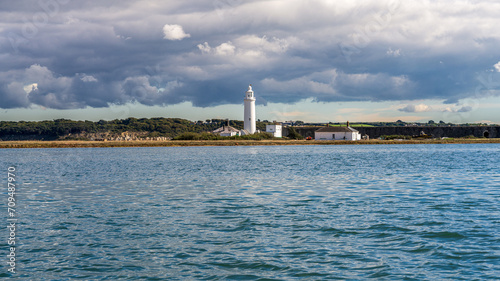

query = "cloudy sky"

[{"left": 1, "top": 0, "right": 500, "bottom": 123}]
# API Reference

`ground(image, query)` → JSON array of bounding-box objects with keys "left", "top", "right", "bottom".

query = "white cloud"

[
  {"left": 21, "top": 64, "right": 79, "bottom": 109},
  {"left": 442, "top": 102, "right": 477, "bottom": 113},
  {"left": 197, "top": 42, "right": 211, "bottom": 53},
  {"left": 445, "top": 104, "right": 474, "bottom": 113},
  {"left": 399, "top": 103, "right": 431, "bottom": 113},
  {"left": 386, "top": 48, "right": 401, "bottom": 57},
  {"left": 23, "top": 83, "right": 38, "bottom": 94},
  {"left": 162, "top": 24, "right": 190, "bottom": 40},
  {"left": 234, "top": 35, "right": 291, "bottom": 53},
  {"left": 25, "top": 64, "right": 54, "bottom": 82},
  {"left": 196, "top": 35, "right": 294, "bottom": 66},
  {"left": 81, "top": 75, "right": 98, "bottom": 82},
  {"left": 197, "top": 41, "right": 236, "bottom": 56},
  {"left": 494, "top": 61, "right": 500, "bottom": 72},
  {"left": 215, "top": 42, "right": 235, "bottom": 56}
]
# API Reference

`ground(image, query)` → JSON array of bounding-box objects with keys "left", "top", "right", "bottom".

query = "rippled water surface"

[{"left": 1, "top": 144, "right": 500, "bottom": 280}]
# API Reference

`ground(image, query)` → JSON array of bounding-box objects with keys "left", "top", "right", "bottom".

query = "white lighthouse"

[{"left": 244, "top": 84, "right": 256, "bottom": 134}]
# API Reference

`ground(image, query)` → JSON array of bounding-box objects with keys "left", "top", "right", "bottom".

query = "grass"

[{"left": 1, "top": 138, "right": 499, "bottom": 148}]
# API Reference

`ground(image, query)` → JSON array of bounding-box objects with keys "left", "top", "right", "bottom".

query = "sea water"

[{"left": 1, "top": 144, "right": 499, "bottom": 280}]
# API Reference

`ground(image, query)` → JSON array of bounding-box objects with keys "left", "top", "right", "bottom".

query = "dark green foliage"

[
  {"left": 0, "top": 118, "right": 276, "bottom": 140},
  {"left": 286, "top": 127, "right": 304, "bottom": 139},
  {"left": 236, "top": 132, "right": 274, "bottom": 140},
  {"left": 0, "top": 119, "right": 98, "bottom": 137},
  {"left": 380, "top": 135, "right": 412, "bottom": 140},
  {"left": 173, "top": 132, "right": 222, "bottom": 140}
]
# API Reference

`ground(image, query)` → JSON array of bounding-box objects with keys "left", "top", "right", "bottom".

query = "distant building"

[
  {"left": 266, "top": 124, "right": 282, "bottom": 138},
  {"left": 213, "top": 125, "right": 240, "bottom": 137},
  {"left": 315, "top": 125, "right": 361, "bottom": 141}
]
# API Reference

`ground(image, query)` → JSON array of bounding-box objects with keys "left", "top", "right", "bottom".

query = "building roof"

[
  {"left": 239, "top": 129, "right": 251, "bottom": 136},
  {"left": 315, "top": 126, "right": 359, "bottom": 133},
  {"left": 213, "top": 126, "right": 240, "bottom": 134}
]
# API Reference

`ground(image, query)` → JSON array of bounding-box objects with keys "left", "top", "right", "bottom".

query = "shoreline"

[{"left": 1, "top": 138, "right": 499, "bottom": 148}]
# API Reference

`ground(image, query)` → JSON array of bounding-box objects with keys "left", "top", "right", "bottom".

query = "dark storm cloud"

[{"left": 1, "top": 0, "right": 500, "bottom": 110}]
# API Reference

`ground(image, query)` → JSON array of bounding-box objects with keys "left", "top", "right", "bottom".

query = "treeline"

[{"left": 0, "top": 118, "right": 272, "bottom": 140}]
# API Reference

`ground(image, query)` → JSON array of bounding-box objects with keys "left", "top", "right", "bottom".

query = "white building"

[
  {"left": 244, "top": 85, "right": 256, "bottom": 134},
  {"left": 213, "top": 125, "right": 240, "bottom": 137},
  {"left": 266, "top": 124, "right": 282, "bottom": 138},
  {"left": 315, "top": 126, "right": 361, "bottom": 141}
]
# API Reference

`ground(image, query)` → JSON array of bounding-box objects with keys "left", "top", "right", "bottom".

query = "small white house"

[
  {"left": 213, "top": 125, "right": 240, "bottom": 137},
  {"left": 315, "top": 126, "right": 361, "bottom": 141},
  {"left": 266, "top": 124, "right": 282, "bottom": 138}
]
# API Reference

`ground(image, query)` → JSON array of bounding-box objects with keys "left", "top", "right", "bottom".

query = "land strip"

[{"left": 1, "top": 138, "right": 499, "bottom": 149}]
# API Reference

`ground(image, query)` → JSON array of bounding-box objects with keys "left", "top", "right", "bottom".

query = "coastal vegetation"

[
  {"left": 0, "top": 118, "right": 273, "bottom": 141},
  {"left": 286, "top": 127, "right": 304, "bottom": 140},
  {"left": 173, "top": 132, "right": 274, "bottom": 140},
  {"left": 0, "top": 117, "right": 497, "bottom": 142},
  {"left": 380, "top": 135, "right": 413, "bottom": 140}
]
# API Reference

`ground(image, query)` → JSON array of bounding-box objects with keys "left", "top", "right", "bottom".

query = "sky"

[{"left": 1, "top": 0, "right": 500, "bottom": 123}]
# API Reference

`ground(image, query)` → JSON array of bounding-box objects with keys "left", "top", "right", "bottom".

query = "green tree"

[{"left": 287, "top": 127, "right": 303, "bottom": 139}]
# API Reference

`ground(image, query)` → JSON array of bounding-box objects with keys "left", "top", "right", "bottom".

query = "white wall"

[
  {"left": 315, "top": 132, "right": 345, "bottom": 140},
  {"left": 220, "top": 131, "right": 238, "bottom": 137},
  {"left": 354, "top": 132, "right": 361, "bottom": 140},
  {"left": 266, "top": 125, "right": 282, "bottom": 138},
  {"left": 315, "top": 131, "right": 360, "bottom": 140}
]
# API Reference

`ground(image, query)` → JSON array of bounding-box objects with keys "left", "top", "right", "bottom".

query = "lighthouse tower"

[{"left": 244, "top": 84, "right": 256, "bottom": 134}]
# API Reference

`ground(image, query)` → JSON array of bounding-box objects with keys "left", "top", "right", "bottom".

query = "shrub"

[
  {"left": 236, "top": 132, "right": 274, "bottom": 140},
  {"left": 174, "top": 132, "right": 274, "bottom": 141},
  {"left": 286, "top": 127, "right": 304, "bottom": 140},
  {"left": 380, "top": 135, "right": 412, "bottom": 140},
  {"left": 173, "top": 132, "right": 202, "bottom": 140}
]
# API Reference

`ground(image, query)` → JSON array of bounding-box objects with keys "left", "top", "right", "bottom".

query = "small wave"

[{"left": 422, "top": 231, "right": 466, "bottom": 240}]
